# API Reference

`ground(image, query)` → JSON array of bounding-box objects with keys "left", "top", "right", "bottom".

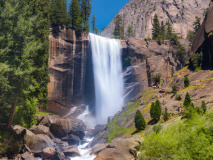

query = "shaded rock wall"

[
  {"left": 101, "top": 0, "right": 209, "bottom": 39},
  {"left": 123, "top": 38, "right": 182, "bottom": 101},
  {"left": 48, "top": 28, "right": 89, "bottom": 113}
]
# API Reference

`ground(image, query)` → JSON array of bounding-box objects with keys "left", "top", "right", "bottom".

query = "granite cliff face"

[
  {"left": 48, "top": 28, "right": 89, "bottom": 114},
  {"left": 101, "top": 0, "right": 209, "bottom": 39}
]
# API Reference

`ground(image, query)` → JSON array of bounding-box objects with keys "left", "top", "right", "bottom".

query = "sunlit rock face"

[
  {"left": 48, "top": 27, "right": 89, "bottom": 114},
  {"left": 101, "top": 0, "right": 209, "bottom": 39}
]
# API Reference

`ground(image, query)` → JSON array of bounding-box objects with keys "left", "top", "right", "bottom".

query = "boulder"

[
  {"left": 50, "top": 119, "right": 72, "bottom": 138},
  {"left": 41, "top": 148, "right": 56, "bottom": 159},
  {"left": 36, "top": 115, "right": 58, "bottom": 127},
  {"left": 30, "top": 125, "right": 49, "bottom": 135},
  {"left": 13, "top": 125, "right": 54, "bottom": 153},
  {"left": 67, "top": 118, "right": 86, "bottom": 140},
  {"left": 21, "top": 152, "right": 35, "bottom": 160},
  {"left": 63, "top": 145, "right": 81, "bottom": 157},
  {"left": 62, "top": 134, "right": 80, "bottom": 146},
  {"left": 94, "top": 135, "right": 143, "bottom": 160},
  {"left": 86, "top": 125, "right": 105, "bottom": 138}
]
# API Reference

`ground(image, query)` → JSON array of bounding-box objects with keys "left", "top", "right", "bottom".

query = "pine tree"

[
  {"left": 113, "top": 14, "right": 124, "bottom": 39},
  {"left": 193, "top": 16, "right": 201, "bottom": 33},
  {"left": 163, "top": 109, "right": 169, "bottom": 122},
  {"left": 150, "top": 102, "right": 155, "bottom": 118},
  {"left": 127, "top": 24, "right": 134, "bottom": 38},
  {"left": 184, "top": 76, "right": 190, "bottom": 88},
  {"left": 183, "top": 92, "right": 191, "bottom": 107},
  {"left": 160, "top": 21, "right": 166, "bottom": 40},
  {"left": 152, "top": 14, "right": 160, "bottom": 40},
  {"left": 201, "top": 101, "right": 207, "bottom": 113},
  {"left": 134, "top": 110, "right": 146, "bottom": 131},
  {"left": 172, "top": 85, "right": 177, "bottom": 95},
  {"left": 69, "top": 0, "right": 82, "bottom": 31},
  {"left": 94, "top": 28, "right": 99, "bottom": 34},
  {"left": 81, "top": 0, "right": 92, "bottom": 32},
  {"left": 150, "top": 100, "right": 161, "bottom": 122},
  {"left": 50, "top": 0, "right": 69, "bottom": 27},
  {"left": 166, "top": 20, "right": 173, "bottom": 39},
  {"left": 92, "top": 14, "right": 97, "bottom": 33}
]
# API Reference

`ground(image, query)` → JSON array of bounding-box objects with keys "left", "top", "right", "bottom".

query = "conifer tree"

[
  {"left": 92, "top": 14, "right": 97, "bottom": 33},
  {"left": 193, "top": 16, "right": 201, "bottom": 33},
  {"left": 166, "top": 20, "right": 173, "bottom": 39},
  {"left": 113, "top": 14, "right": 124, "bottom": 39},
  {"left": 201, "top": 101, "right": 207, "bottom": 113},
  {"left": 150, "top": 102, "right": 155, "bottom": 118},
  {"left": 150, "top": 100, "right": 161, "bottom": 122},
  {"left": 172, "top": 85, "right": 177, "bottom": 95},
  {"left": 184, "top": 92, "right": 191, "bottom": 107},
  {"left": 134, "top": 110, "right": 146, "bottom": 131},
  {"left": 184, "top": 76, "right": 190, "bottom": 88},
  {"left": 50, "top": 0, "right": 68, "bottom": 27},
  {"left": 69, "top": 0, "right": 82, "bottom": 31},
  {"left": 127, "top": 24, "right": 134, "bottom": 38},
  {"left": 163, "top": 110, "right": 169, "bottom": 122},
  {"left": 152, "top": 14, "right": 160, "bottom": 40},
  {"left": 160, "top": 21, "right": 166, "bottom": 40},
  {"left": 81, "top": 0, "right": 92, "bottom": 32}
]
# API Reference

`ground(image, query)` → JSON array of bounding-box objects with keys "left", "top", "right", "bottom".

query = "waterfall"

[{"left": 89, "top": 33, "right": 124, "bottom": 124}]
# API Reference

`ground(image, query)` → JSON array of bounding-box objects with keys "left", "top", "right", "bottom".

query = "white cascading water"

[{"left": 89, "top": 33, "right": 124, "bottom": 124}]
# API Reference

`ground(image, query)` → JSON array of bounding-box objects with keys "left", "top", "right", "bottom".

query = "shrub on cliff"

[
  {"left": 172, "top": 85, "right": 177, "bottom": 95},
  {"left": 201, "top": 101, "right": 207, "bottom": 113},
  {"left": 151, "top": 73, "right": 161, "bottom": 85},
  {"left": 184, "top": 76, "right": 190, "bottom": 88},
  {"left": 163, "top": 110, "right": 169, "bottom": 122},
  {"left": 134, "top": 110, "right": 146, "bottom": 131}
]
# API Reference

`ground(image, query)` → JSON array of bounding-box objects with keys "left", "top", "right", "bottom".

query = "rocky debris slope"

[
  {"left": 7, "top": 115, "right": 90, "bottom": 160},
  {"left": 101, "top": 0, "right": 209, "bottom": 39}
]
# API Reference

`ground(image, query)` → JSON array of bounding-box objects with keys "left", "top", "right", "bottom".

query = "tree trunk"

[{"left": 7, "top": 99, "right": 17, "bottom": 128}]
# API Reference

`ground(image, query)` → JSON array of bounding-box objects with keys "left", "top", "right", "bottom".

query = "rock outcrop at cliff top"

[
  {"left": 101, "top": 0, "right": 209, "bottom": 39},
  {"left": 191, "top": 1, "right": 213, "bottom": 54}
]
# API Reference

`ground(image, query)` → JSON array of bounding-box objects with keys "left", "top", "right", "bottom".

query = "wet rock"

[
  {"left": 30, "top": 125, "right": 49, "bottom": 135},
  {"left": 91, "top": 143, "right": 107, "bottom": 155},
  {"left": 63, "top": 145, "right": 81, "bottom": 157},
  {"left": 21, "top": 152, "right": 35, "bottom": 160},
  {"left": 13, "top": 125, "right": 54, "bottom": 153},
  {"left": 86, "top": 125, "right": 105, "bottom": 138},
  {"left": 80, "top": 139, "right": 88, "bottom": 145},
  {"left": 62, "top": 134, "right": 80, "bottom": 145},
  {"left": 41, "top": 148, "right": 56, "bottom": 159},
  {"left": 67, "top": 118, "right": 86, "bottom": 140},
  {"left": 36, "top": 115, "right": 58, "bottom": 127},
  {"left": 50, "top": 119, "right": 72, "bottom": 138}
]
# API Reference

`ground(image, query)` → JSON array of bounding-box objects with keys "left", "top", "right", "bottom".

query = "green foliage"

[
  {"left": 187, "top": 30, "right": 195, "bottom": 44},
  {"left": 152, "top": 124, "right": 162, "bottom": 133},
  {"left": 201, "top": 101, "right": 207, "bottom": 113},
  {"left": 160, "top": 21, "right": 166, "bottom": 40},
  {"left": 184, "top": 76, "right": 190, "bottom": 88},
  {"left": 150, "top": 100, "right": 161, "bottom": 122},
  {"left": 193, "top": 16, "right": 201, "bottom": 33},
  {"left": 163, "top": 109, "right": 169, "bottom": 121},
  {"left": 0, "top": 0, "right": 50, "bottom": 127},
  {"left": 183, "top": 92, "right": 191, "bottom": 106},
  {"left": 151, "top": 73, "right": 161, "bottom": 85},
  {"left": 190, "top": 51, "right": 203, "bottom": 71},
  {"left": 92, "top": 14, "right": 99, "bottom": 34},
  {"left": 113, "top": 14, "right": 124, "bottom": 39},
  {"left": 166, "top": 20, "right": 173, "bottom": 39},
  {"left": 127, "top": 24, "right": 134, "bottom": 38},
  {"left": 175, "top": 94, "right": 182, "bottom": 101},
  {"left": 139, "top": 110, "right": 213, "bottom": 159},
  {"left": 69, "top": 0, "right": 82, "bottom": 31},
  {"left": 81, "top": 0, "right": 92, "bottom": 32},
  {"left": 152, "top": 14, "right": 160, "bottom": 40},
  {"left": 0, "top": 126, "right": 22, "bottom": 158},
  {"left": 134, "top": 110, "right": 146, "bottom": 131},
  {"left": 124, "top": 56, "right": 132, "bottom": 67},
  {"left": 50, "top": 0, "right": 69, "bottom": 27},
  {"left": 172, "top": 85, "right": 177, "bottom": 95}
]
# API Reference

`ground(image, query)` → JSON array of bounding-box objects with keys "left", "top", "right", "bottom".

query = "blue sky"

[{"left": 67, "top": 0, "right": 130, "bottom": 32}]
